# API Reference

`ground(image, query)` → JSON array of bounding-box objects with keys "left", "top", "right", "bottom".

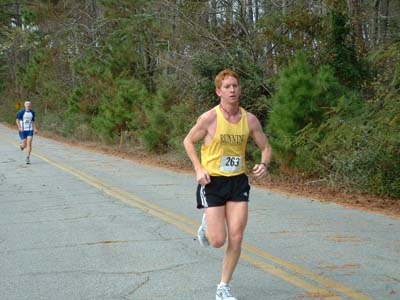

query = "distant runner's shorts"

[
  {"left": 196, "top": 173, "right": 250, "bottom": 209},
  {"left": 19, "top": 130, "right": 34, "bottom": 140}
]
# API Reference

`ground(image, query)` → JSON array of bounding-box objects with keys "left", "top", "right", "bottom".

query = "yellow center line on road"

[
  {"left": 34, "top": 151, "right": 198, "bottom": 236},
  {"left": 242, "top": 243, "right": 372, "bottom": 300},
  {"left": 0, "top": 134, "right": 373, "bottom": 300},
  {"left": 241, "top": 253, "right": 341, "bottom": 300},
  {"left": 32, "top": 151, "right": 344, "bottom": 300},
  {"left": 71, "top": 167, "right": 200, "bottom": 228}
]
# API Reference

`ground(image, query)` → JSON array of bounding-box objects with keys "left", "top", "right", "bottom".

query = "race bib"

[{"left": 220, "top": 155, "right": 242, "bottom": 173}]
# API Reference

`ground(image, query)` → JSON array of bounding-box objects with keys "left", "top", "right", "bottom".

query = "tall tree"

[{"left": 349, "top": 0, "right": 366, "bottom": 56}]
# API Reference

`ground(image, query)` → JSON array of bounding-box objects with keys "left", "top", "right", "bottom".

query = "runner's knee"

[
  {"left": 208, "top": 232, "right": 226, "bottom": 248},
  {"left": 228, "top": 230, "right": 244, "bottom": 250}
]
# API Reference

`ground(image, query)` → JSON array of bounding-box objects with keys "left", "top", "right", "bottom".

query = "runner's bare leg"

[
  {"left": 20, "top": 139, "right": 27, "bottom": 149},
  {"left": 26, "top": 136, "right": 33, "bottom": 157},
  {"left": 221, "top": 201, "right": 248, "bottom": 283},
  {"left": 205, "top": 206, "right": 227, "bottom": 248}
]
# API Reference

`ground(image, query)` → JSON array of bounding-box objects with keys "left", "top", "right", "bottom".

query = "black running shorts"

[{"left": 196, "top": 173, "right": 250, "bottom": 209}]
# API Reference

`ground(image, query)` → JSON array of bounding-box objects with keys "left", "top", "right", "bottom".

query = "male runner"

[
  {"left": 183, "top": 69, "right": 272, "bottom": 300},
  {"left": 16, "top": 101, "right": 37, "bottom": 164}
]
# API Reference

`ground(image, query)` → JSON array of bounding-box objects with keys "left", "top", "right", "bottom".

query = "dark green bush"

[
  {"left": 294, "top": 43, "right": 400, "bottom": 197},
  {"left": 266, "top": 51, "right": 345, "bottom": 167},
  {"left": 92, "top": 78, "right": 148, "bottom": 144},
  {"left": 141, "top": 92, "right": 170, "bottom": 152}
]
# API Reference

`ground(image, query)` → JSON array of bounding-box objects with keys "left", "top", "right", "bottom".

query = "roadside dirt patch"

[{"left": 262, "top": 179, "right": 400, "bottom": 219}]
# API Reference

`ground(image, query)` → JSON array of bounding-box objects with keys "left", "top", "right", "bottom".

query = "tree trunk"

[
  {"left": 226, "top": 0, "right": 233, "bottom": 26},
  {"left": 350, "top": 0, "right": 366, "bottom": 55},
  {"left": 255, "top": 0, "right": 259, "bottom": 23},
  {"left": 371, "top": 0, "right": 380, "bottom": 47},
  {"left": 210, "top": 0, "right": 218, "bottom": 29},
  {"left": 381, "top": 0, "right": 390, "bottom": 44},
  {"left": 282, "top": 0, "right": 288, "bottom": 14},
  {"left": 247, "top": 0, "right": 254, "bottom": 25}
]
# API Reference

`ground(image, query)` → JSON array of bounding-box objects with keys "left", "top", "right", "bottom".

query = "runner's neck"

[{"left": 220, "top": 103, "right": 239, "bottom": 117}]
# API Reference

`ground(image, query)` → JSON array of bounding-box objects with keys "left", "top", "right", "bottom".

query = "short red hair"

[{"left": 215, "top": 69, "right": 240, "bottom": 89}]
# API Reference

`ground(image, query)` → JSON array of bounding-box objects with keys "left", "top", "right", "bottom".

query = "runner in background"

[{"left": 16, "top": 101, "right": 37, "bottom": 164}]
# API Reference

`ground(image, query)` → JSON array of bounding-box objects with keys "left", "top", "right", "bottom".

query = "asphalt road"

[{"left": 0, "top": 124, "right": 399, "bottom": 300}]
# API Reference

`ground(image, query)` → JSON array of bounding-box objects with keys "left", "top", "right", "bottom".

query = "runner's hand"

[
  {"left": 196, "top": 167, "right": 211, "bottom": 185},
  {"left": 252, "top": 163, "right": 267, "bottom": 177}
]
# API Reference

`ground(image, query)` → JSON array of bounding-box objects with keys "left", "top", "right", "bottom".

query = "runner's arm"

[
  {"left": 16, "top": 119, "right": 22, "bottom": 131},
  {"left": 183, "top": 115, "right": 211, "bottom": 185},
  {"left": 16, "top": 113, "right": 22, "bottom": 131},
  {"left": 32, "top": 121, "right": 38, "bottom": 133},
  {"left": 31, "top": 111, "right": 37, "bottom": 133},
  {"left": 248, "top": 113, "right": 272, "bottom": 177}
]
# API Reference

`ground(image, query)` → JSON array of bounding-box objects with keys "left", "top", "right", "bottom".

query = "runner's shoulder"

[
  {"left": 246, "top": 111, "right": 262, "bottom": 130},
  {"left": 16, "top": 109, "right": 25, "bottom": 118},
  {"left": 197, "top": 107, "right": 217, "bottom": 126}
]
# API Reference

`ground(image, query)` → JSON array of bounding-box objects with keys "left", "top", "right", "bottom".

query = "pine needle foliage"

[{"left": 267, "top": 51, "right": 344, "bottom": 166}]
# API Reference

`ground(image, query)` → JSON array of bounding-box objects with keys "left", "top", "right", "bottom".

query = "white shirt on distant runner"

[{"left": 17, "top": 109, "right": 35, "bottom": 131}]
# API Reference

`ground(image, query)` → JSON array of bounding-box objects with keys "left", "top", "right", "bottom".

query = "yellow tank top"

[{"left": 201, "top": 105, "right": 249, "bottom": 176}]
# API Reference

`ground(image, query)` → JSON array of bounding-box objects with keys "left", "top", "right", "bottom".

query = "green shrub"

[
  {"left": 295, "top": 58, "right": 400, "bottom": 198},
  {"left": 141, "top": 92, "right": 170, "bottom": 152},
  {"left": 267, "top": 51, "right": 345, "bottom": 167},
  {"left": 92, "top": 78, "right": 148, "bottom": 144},
  {"left": 166, "top": 99, "right": 197, "bottom": 157}
]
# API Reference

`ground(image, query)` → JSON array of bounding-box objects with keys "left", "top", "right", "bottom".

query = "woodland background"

[{"left": 0, "top": 0, "right": 399, "bottom": 198}]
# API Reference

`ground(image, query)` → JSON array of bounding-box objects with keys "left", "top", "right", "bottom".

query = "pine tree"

[{"left": 267, "top": 51, "right": 344, "bottom": 166}]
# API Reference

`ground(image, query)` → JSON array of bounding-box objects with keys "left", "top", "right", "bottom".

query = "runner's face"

[
  {"left": 216, "top": 76, "right": 241, "bottom": 104},
  {"left": 25, "top": 103, "right": 31, "bottom": 111}
]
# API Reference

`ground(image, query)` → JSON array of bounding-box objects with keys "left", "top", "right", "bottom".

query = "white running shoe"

[
  {"left": 216, "top": 283, "right": 237, "bottom": 300},
  {"left": 197, "top": 213, "right": 209, "bottom": 247}
]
